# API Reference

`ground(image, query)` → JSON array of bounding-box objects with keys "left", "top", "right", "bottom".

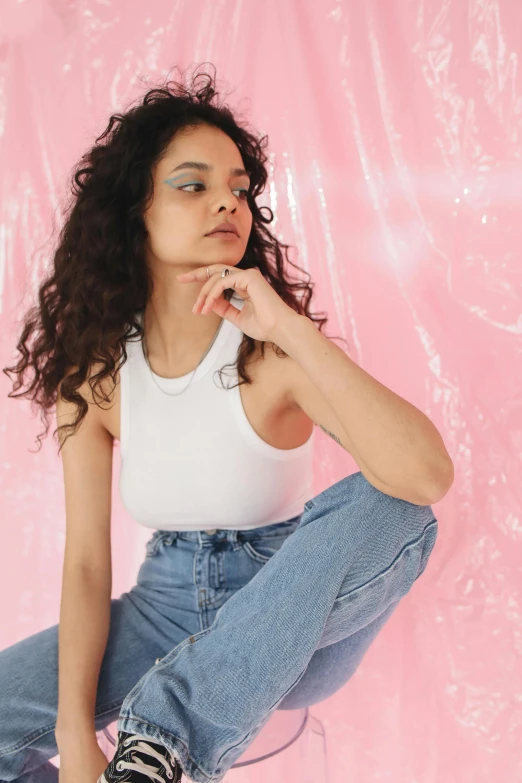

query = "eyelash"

[{"left": 178, "top": 183, "right": 249, "bottom": 200}]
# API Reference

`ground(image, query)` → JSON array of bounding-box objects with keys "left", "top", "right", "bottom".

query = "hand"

[
  {"left": 58, "top": 739, "right": 108, "bottom": 783},
  {"left": 176, "top": 265, "right": 299, "bottom": 344}
]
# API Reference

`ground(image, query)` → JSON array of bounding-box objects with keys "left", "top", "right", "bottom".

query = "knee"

[
  {"left": 312, "top": 471, "right": 434, "bottom": 513},
  {"left": 353, "top": 471, "right": 435, "bottom": 512},
  {"left": 306, "top": 471, "right": 436, "bottom": 541}
]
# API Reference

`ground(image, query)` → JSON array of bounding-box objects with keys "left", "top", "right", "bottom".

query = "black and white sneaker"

[{"left": 97, "top": 730, "right": 183, "bottom": 782}]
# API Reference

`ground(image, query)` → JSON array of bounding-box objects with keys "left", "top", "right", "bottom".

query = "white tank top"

[{"left": 118, "top": 293, "right": 315, "bottom": 531}]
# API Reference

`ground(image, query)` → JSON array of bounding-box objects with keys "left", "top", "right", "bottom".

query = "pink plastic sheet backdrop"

[{"left": 1, "top": 1, "right": 521, "bottom": 781}]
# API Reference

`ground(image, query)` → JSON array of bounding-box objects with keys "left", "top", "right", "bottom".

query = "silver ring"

[
  {"left": 221, "top": 268, "right": 231, "bottom": 277},
  {"left": 206, "top": 266, "right": 211, "bottom": 279}
]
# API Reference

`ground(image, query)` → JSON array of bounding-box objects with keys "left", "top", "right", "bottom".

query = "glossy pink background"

[{"left": 1, "top": 1, "right": 521, "bottom": 781}]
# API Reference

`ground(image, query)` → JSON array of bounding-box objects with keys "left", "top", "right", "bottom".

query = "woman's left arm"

[{"left": 273, "top": 312, "right": 454, "bottom": 506}]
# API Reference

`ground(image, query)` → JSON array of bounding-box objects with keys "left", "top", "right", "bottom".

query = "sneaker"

[{"left": 97, "top": 730, "right": 183, "bottom": 782}]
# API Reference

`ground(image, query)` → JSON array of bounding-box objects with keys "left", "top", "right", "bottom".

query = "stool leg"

[{"left": 116, "top": 471, "right": 437, "bottom": 783}]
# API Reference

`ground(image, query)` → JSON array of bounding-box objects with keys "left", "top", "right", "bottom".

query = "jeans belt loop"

[{"left": 226, "top": 529, "right": 239, "bottom": 549}]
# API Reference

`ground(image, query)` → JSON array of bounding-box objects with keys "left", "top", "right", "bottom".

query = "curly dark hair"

[{"left": 3, "top": 63, "right": 346, "bottom": 454}]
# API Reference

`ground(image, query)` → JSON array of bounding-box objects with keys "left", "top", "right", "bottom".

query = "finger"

[
  {"left": 193, "top": 275, "right": 224, "bottom": 313},
  {"left": 194, "top": 268, "right": 240, "bottom": 312},
  {"left": 176, "top": 266, "right": 216, "bottom": 281},
  {"left": 201, "top": 282, "right": 225, "bottom": 313},
  {"left": 201, "top": 275, "right": 241, "bottom": 313}
]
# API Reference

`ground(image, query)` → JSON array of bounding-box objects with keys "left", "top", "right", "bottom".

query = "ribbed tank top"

[{"left": 118, "top": 293, "right": 315, "bottom": 531}]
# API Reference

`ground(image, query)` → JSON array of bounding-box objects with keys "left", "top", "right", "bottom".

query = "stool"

[{"left": 97, "top": 707, "right": 328, "bottom": 781}]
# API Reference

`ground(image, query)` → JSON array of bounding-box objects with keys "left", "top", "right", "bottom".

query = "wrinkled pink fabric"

[{"left": 1, "top": 2, "right": 520, "bottom": 782}]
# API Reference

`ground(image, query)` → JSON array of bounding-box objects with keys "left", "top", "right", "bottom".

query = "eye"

[
  {"left": 178, "top": 183, "right": 249, "bottom": 200},
  {"left": 178, "top": 183, "right": 204, "bottom": 193}
]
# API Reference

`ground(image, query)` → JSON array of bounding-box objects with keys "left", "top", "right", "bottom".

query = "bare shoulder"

[
  {"left": 56, "top": 354, "right": 120, "bottom": 437},
  {"left": 271, "top": 338, "right": 356, "bottom": 456},
  {"left": 256, "top": 339, "right": 308, "bottom": 415}
]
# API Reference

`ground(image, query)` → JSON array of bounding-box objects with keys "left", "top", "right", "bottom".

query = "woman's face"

[{"left": 144, "top": 124, "right": 253, "bottom": 272}]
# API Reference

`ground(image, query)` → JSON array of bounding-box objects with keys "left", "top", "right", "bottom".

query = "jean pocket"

[{"left": 241, "top": 532, "right": 292, "bottom": 564}]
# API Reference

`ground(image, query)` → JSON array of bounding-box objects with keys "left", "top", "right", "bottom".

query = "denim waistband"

[{"left": 150, "top": 515, "right": 302, "bottom": 547}]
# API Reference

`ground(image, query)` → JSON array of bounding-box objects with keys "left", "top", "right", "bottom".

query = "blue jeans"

[{"left": 0, "top": 471, "right": 438, "bottom": 783}]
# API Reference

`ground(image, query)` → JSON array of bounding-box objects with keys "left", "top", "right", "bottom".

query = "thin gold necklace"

[{"left": 142, "top": 318, "right": 225, "bottom": 397}]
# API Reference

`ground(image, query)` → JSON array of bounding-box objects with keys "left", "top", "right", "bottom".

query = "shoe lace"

[{"left": 115, "top": 735, "right": 179, "bottom": 781}]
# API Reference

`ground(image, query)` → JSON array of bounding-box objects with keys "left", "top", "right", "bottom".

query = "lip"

[
  {"left": 205, "top": 232, "right": 239, "bottom": 240},
  {"left": 205, "top": 222, "right": 239, "bottom": 237}
]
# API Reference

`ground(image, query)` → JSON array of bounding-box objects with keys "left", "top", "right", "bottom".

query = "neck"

[{"left": 142, "top": 302, "right": 224, "bottom": 367}]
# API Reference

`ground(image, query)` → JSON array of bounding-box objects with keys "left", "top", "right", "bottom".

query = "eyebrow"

[{"left": 167, "top": 161, "right": 250, "bottom": 180}]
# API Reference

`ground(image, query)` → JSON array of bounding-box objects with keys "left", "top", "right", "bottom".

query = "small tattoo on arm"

[{"left": 319, "top": 425, "right": 343, "bottom": 446}]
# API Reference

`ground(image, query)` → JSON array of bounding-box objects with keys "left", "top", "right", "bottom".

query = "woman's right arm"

[
  {"left": 53, "top": 366, "right": 114, "bottom": 754},
  {"left": 55, "top": 566, "right": 111, "bottom": 748}
]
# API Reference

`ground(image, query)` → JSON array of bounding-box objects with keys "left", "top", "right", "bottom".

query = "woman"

[{"left": 1, "top": 66, "right": 451, "bottom": 783}]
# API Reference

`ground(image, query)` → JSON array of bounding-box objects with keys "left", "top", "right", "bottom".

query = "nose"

[{"left": 214, "top": 191, "right": 240, "bottom": 211}]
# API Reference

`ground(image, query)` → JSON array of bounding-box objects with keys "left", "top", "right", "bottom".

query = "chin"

[{"left": 207, "top": 256, "right": 242, "bottom": 267}]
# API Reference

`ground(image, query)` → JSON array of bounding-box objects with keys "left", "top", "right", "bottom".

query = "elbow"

[{"left": 424, "top": 458, "right": 455, "bottom": 505}]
